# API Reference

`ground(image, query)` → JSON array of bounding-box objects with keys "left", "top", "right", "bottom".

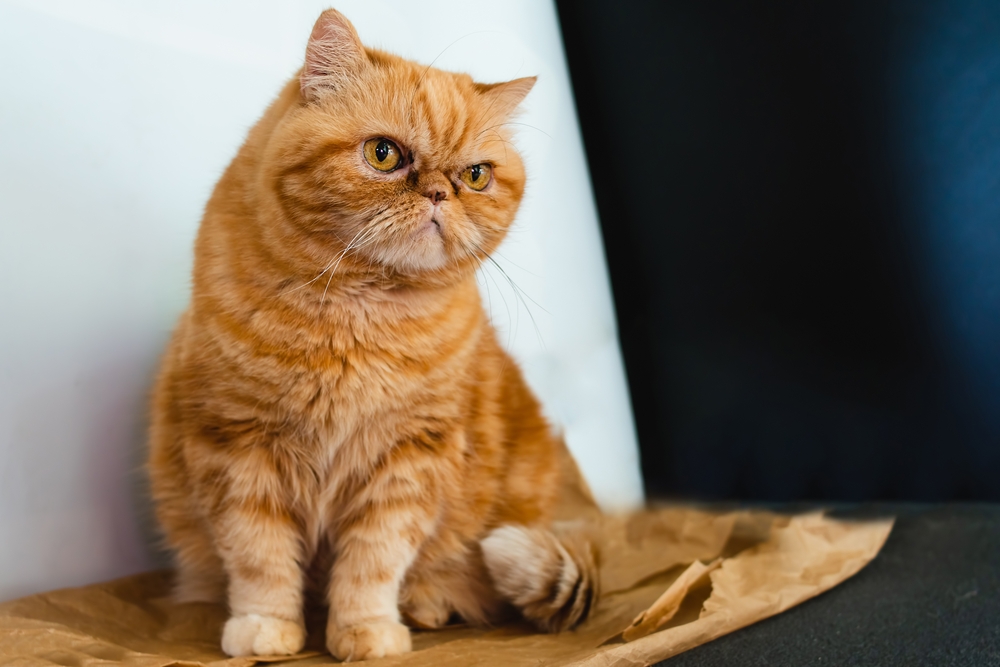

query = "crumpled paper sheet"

[{"left": 0, "top": 508, "right": 892, "bottom": 666}]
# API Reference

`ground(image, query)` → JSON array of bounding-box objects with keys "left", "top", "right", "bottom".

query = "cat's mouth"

[{"left": 413, "top": 217, "right": 443, "bottom": 238}]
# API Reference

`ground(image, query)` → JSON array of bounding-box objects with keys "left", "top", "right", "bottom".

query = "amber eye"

[
  {"left": 460, "top": 163, "right": 492, "bottom": 191},
  {"left": 363, "top": 138, "right": 402, "bottom": 172}
]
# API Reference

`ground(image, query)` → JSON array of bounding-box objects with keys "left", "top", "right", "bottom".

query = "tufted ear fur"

[
  {"left": 300, "top": 9, "right": 367, "bottom": 101},
  {"left": 475, "top": 76, "right": 537, "bottom": 120}
]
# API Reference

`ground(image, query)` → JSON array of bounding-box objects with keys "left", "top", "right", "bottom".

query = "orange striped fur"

[{"left": 148, "top": 8, "right": 597, "bottom": 660}]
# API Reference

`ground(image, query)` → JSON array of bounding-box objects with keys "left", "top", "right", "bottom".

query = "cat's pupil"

[
  {"left": 471, "top": 165, "right": 481, "bottom": 181},
  {"left": 376, "top": 141, "right": 390, "bottom": 162}
]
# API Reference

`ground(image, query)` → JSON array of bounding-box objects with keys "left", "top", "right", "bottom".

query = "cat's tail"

[{"left": 480, "top": 524, "right": 599, "bottom": 632}]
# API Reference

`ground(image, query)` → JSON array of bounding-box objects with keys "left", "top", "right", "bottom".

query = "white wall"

[{"left": 0, "top": 0, "right": 643, "bottom": 602}]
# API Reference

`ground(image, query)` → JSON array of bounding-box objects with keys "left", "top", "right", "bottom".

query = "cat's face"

[{"left": 264, "top": 9, "right": 534, "bottom": 284}]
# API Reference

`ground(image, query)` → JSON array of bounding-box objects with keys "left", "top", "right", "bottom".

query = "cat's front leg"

[
  {"left": 206, "top": 464, "right": 307, "bottom": 657},
  {"left": 326, "top": 437, "right": 448, "bottom": 661}
]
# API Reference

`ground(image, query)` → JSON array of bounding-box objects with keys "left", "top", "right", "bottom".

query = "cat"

[{"left": 148, "top": 7, "right": 598, "bottom": 661}]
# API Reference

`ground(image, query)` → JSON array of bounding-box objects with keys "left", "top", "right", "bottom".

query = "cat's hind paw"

[
  {"left": 327, "top": 619, "right": 411, "bottom": 661},
  {"left": 221, "top": 614, "right": 305, "bottom": 657},
  {"left": 401, "top": 582, "right": 452, "bottom": 629},
  {"left": 402, "top": 599, "right": 451, "bottom": 629}
]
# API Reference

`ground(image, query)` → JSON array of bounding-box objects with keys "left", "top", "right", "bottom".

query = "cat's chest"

[
  {"left": 237, "top": 289, "right": 478, "bottom": 432},
  {"left": 293, "top": 333, "right": 433, "bottom": 404},
  {"left": 281, "top": 306, "right": 470, "bottom": 407}
]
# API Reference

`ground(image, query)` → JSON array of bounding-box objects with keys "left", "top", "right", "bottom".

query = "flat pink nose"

[
  {"left": 424, "top": 187, "right": 447, "bottom": 204},
  {"left": 419, "top": 172, "right": 451, "bottom": 204}
]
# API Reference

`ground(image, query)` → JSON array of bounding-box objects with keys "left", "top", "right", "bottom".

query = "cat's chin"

[
  {"left": 393, "top": 223, "right": 449, "bottom": 272},
  {"left": 404, "top": 250, "right": 449, "bottom": 274},
  {"left": 374, "top": 238, "right": 449, "bottom": 275}
]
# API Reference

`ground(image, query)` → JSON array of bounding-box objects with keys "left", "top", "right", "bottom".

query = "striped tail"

[{"left": 480, "top": 524, "right": 599, "bottom": 632}]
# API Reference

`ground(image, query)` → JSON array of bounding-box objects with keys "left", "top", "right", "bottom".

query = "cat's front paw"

[
  {"left": 221, "top": 614, "right": 305, "bottom": 657},
  {"left": 327, "top": 619, "right": 411, "bottom": 661}
]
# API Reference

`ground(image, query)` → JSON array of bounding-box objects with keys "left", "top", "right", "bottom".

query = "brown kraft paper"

[{"left": 0, "top": 506, "right": 892, "bottom": 666}]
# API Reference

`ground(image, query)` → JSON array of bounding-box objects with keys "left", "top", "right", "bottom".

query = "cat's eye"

[
  {"left": 363, "top": 138, "right": 402, "bottom": 172},
  {"left": 460, "top": 163, "right": 492, "bottom": 191}
]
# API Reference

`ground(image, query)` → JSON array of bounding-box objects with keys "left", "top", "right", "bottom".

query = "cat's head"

[{"left": 262, "top": 8, "right": 535, "bottom": 286}]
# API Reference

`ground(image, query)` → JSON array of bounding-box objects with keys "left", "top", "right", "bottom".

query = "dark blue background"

[{"left": 555, "top": 0, "right": 1000, "bottom": 500}]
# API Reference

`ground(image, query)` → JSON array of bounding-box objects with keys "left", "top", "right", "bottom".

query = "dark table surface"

[{"left": 655, "top": 504, "right": 1000, "bottom": 666}]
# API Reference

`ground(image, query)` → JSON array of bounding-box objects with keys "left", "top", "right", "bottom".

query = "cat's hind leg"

[
  {"left": 401, "top": 542, "right": 507, "bottom": 630},
  {"left": 400, "top": 568, "right": 452, "bottom": 630},
  {"left": 171, "top": 519, "right": 226, "bottom": 604},
  {"left": 150, "top": 443, "right": 225, "bottom": 603}
]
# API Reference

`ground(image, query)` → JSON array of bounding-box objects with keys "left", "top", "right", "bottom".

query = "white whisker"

[{"left": 320, "top": 223, "right": 385, "bottom": 302}]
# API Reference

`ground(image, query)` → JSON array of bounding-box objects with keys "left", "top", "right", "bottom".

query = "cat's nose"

[
  {"left": 423, "top": 187, "right": 447, "bottom": 204},
  {"left": 417, "top": 170, "right": 451, "bottom": 206},
  {"left": 419, "top": 173, "right": 451, "bottom": 204}
]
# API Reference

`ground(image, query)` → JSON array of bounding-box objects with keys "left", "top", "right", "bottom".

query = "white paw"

[
  {"left": 327, "top": 619, "right": 411, "bottom": 661},
  {"left": 221, "top": 614, "right": 305, "bottom": 657}
]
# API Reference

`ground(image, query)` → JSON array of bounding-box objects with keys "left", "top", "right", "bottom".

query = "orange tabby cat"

[{"left": 148, "top": 8, "right": 597, "bottom": 660}]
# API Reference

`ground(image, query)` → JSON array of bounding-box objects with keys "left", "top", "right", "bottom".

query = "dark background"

[{"left": 554, "top": 0, "right": 1000, "bottom": 501}]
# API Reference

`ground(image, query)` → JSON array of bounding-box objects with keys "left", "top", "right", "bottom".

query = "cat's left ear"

[
  {"left": 475, "top": 76, "right": 537, "bottom": 119},
  {"left": 301, "top": 9, "right": 367, "bottom": 101}
]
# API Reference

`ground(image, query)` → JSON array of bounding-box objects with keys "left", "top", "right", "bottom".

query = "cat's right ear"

[{"left": 300, "top": 9, "right": 367, "bottom": 102}]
